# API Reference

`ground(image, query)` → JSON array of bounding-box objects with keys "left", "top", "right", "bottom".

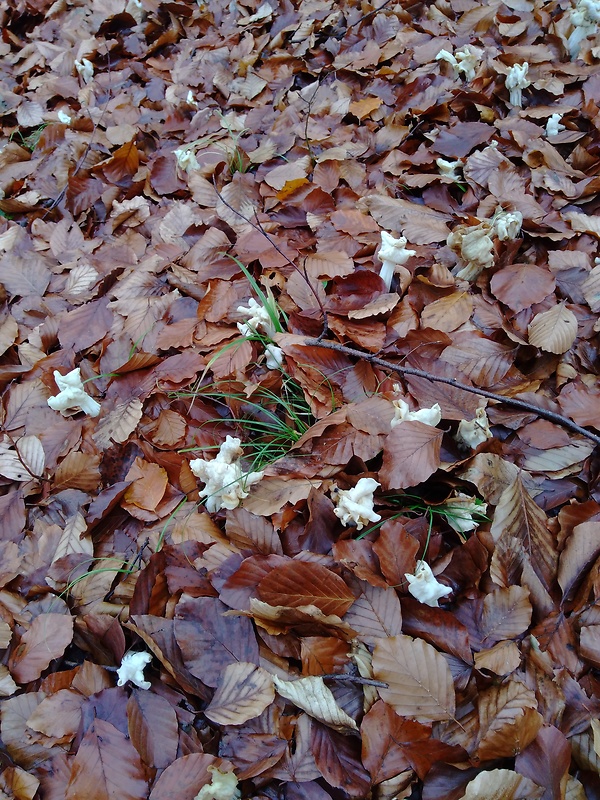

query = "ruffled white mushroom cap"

[
  {"left": 405, "top": 561, "right": 452, "bottom": 607},
  {"left": 378, "top": 232, "right": 416, "bottom": 291},
  {"left": 492, "top": 207, "right": 523, "bottom": 241},
  {"left": 332, "top": 478, "right": 381, "bottom": 531},
  {"left": 436, "top": 158, "right": 463, "bottom": 182},
  {"left": 190, "top": 436, "right": 263, "bottom": 513},
  {"left": 47, "top": 368, "right": 101, "bottom": 417},
  {"left": 237, "top": 297, "right": 277, "bottom": 338},
  {"left": 75, "top": 58, "right": 94, "bottom": 84},
  {"left": 455, "top": 408, "right": 493, "bottom": 449},
  {"left": 391, "top": 397, "right": 442, "bottom": 429},
  {"left": 174, "top": 147, "right": 200, "bottom": 173},
  {"left": 195, "top": 766, "right": 241, "bottom": 800},
  {"left": 117, "top": 651, "right": 152, "bottom": 690}
]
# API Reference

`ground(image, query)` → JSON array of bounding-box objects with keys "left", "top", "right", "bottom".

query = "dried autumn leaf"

[
  {"left": 127, "top": 689, "right": 179, "bottom": 769},
  {"left": 490, "top": 475, "right": 557, "bottom": 590},
  {"left": 204, "top": 662, "right": 275, "bottom": 726},
  {"left": 372, "top": 635, "right": 455, "bottom": 722},
  {"left": 477, "top": 679, "right": 542, "bottom": 761},
  {"left": 490, "top": 263, "right": 555, "bottom": 312},
  {"left": 257, "top": 560, "right": 356, "bottom": 617},
  {"left": 149, "top": 754, "right": 235, "bottom": 800},
  {"left": 92, "top": 398, "right": 143, "bottom": 449},
  {"left": 0, "top": 765, "right": 38, "bottom": 800},
  {"left": 379, "top": 421, "right": 443, "bottom": 490},
  {"left": 10, "top": 613, "right": 74, "bottom": 683},
  {"left": 558, "top": 522, "right": 600, "bottom": 599},
  {"left": 481, "top": 586, "right": 532, "bottom": 645},
  {"left": 0, "top": 435, "right": 45, "bottom": 482},
  {"left": 458, "top": 768, "right": 543, "bottom": 800},
  {"left": 53, "top": 451, "right": 101, "bottom": 491},
  {"left": 273, "top": 675, "right": 358, "bottom": 732},
  {"left": 66, "top": 718, "right": 148, "bottom": 800},
  {"left": 26, "top": 689, "right": 84, "bottom": 741},
  {"left": 527, "top": 303, "right": 578, "bottom": 354}
]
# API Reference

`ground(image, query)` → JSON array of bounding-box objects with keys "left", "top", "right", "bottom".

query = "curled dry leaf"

[
  {"left": 273, "top": 675, "right": 358, "bottom": 732},
  {"left": 458, "top": 768, "right": 543, "bottom": 800}
]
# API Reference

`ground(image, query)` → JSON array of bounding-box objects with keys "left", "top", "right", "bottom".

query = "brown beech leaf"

[
  {"left": 490, "top": 474, "right": 557, "bottom": 591},
  {"left": 257, "top": 561, "right": 356, "bottom": 617},
  {"left": 66, "top": 718, "right": 148, "bottom": 800},
  {"left": 558, "top": 522, "right": 600, "bottom": 600},
  {"left": 361, "top": 700, "right": 464, "bottom": 782},
  {"left": 92, "top": 398, "right": 143, "bottom": 450},
  {"left": 476, "top": 679, "right": 542, "bottom": 761},
  {"left": 127, "top": 689, "right": 179, "bottom": 769},
  {"left": 310, "top": 723, "right": 371, "bottom": 797},
  {"left": 481, "top": 586, "right": 533, "bottom": 646},
  {"left": 149, "top": 754, "right": 235, "bottom": 800},
  {"left": 242, "top": 477, "right": 322, "bottom": 516},
  {"left": 26, "top": 689, "right": 84, "bottom": 742},
  {"left": 527, "top": 304, "right": 578, "bottom": 354},
  {"left": 343, "top": 580, "right": 402, "bottom": 645},
  {"left": 440, "top": 333, "right": 516, "bottom": 387},
  {"left": 582, "top": 264, "right": 600, "bottom": 312},
  {"left": 174, "top": 595, "right": 259, "bottom": 688},
  {"left": 123, "top": 459, "right": 168, "bottom": 512},
  {"left": 515, "top": 725, "right": 571, "bottom": 800},
  {"left": 473, "top": 641, "right": 521, "bottom": 676},
  {"left": 205, "top": 662, "right": 275, "bottom": 726},
  {"left": 53, "top": 451, "right": 101, "bottom": 492},
  {"left": 380, "top": 421, "right": 443, "bottom": 490},
  {"left": 420, "top": 292, "right": 473, "bottom": 332},
  {"left": 558, "top": 381, "right": 600, "bottom": 428},
  {"left": 490, "top": 263, "right": 555, "bottom": 313},
  {"left": 363, "top": 195, "right": 452, "bottom": 243},
  {"left": 372, "top": 635, "right": 455, "bottom": 722},
  {"left": 458, "top": 768, "right": 543, "bottom": 800},
  {"left": 10, "top": 613, "right": 74, "bottom": 684}
]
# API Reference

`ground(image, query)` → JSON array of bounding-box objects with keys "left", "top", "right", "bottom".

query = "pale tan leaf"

[
  {"left": 457, "top": 454, "right": 540, "bottom": 505},
  {"left": 564, "top": 211, "right": 600, "bottom": 237},
  {"left": 527, "top": 303, "right": 578, "bottom": 354},
  {"left": 242, "top": 476, "right": 322, "bottom": 516},
  {"left": 380, "top": 421, "right": 442, "bottom": 490},
  {"left": 70, "top": 558, "right": 120, "bottom": 609},
  {"left": 347, "top": 293, "right": 399, "bottom": 319},
  {"left": 571, "top": 728, "right": 600, "bottom": 773},
  {"left": 0, "top": 692, "right": 49, "bottom": 769},
  {"left": 521, "top": 441, "right": 594, "bottom": 474},
  {"left": 0, "top": 622, "right": 12, "bottom": 649},
  {"left": 92, "top": 398, "right": 143, "bottom": 449},
  {"left": 582, "top": 264, "right": 600, "bottom": 312},
  {"left": 477, "top": 680, "right": 540, "bottom": 761},
  {"left": 420, "top": 292, "right": 473, "bottom": 332},
  {"left": 558, "top": 522, "right": 600, "bottom": 599},
  {"left": 0, "top": 316, "right": 18, "bottom": 357},
  {"left": 148, "top": 409, "right": 186, "bottom": 447},
  {"left": 362, "top": 195, "right": 451, "bottom": 243},
  {"left": 372, "top": 634, "right": 455, "bottom": 722},
  {"left": 273, "top": 674, "right": 358, "bottom": 732},
  {"left": 0, "top": 439, "right": 32, "bottom": 482},
  {"left": 64, "top": 263, "right": 99, "bottom": 296},
  {"left": 304, "top": 251, "right": 355, "bottom": 280},
  {"left": 0, "top": 665, "right": 17, "bottom": 697},
  {"left": 473, "top": 641, "right": 521, "bottom": 676},
  {"left": 53, "top": 512, "right": 93, "bottom": 563},
  {"left": 458, "top": 768, "right": 543, "bottom": 800},
  {"left": 0, "top": 765, "right": 39, "bottom": 800},
  {"left": 204, "top": 662, "right": 275, "bottom": 726},
  {"left": 16, "top": 101, "right": 44, "bottom": 127},
  {"left": 343, "top": 581, "right": 402, "bottom": 645},
  {"left": 15, "top": 435, "right": 45, "bottom": 477},
  {"left": 565, "top": 776, "right": 588, "bottom": 800},
  {"left": 440, "top": 334, "right": 515, "bottom": 387}
]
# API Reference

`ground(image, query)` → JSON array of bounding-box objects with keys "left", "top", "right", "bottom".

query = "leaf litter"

[{"left": 0, "top": 0, "right": 600, "bottom": 797}]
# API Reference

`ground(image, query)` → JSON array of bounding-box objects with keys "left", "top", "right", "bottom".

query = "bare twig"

[
  {"left": 305, "top": 338, "right": 600, "bottom": 446},
  {"left": 320, "top": 673, "right": 388, "bottom": 688}
]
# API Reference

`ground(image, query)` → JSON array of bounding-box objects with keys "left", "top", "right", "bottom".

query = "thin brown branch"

[
  {"left": 306, "top": 338, "right": 600, "bottom": 447},
  {"left": 320, "top": 673, "right": 388, "bottom": 688}
]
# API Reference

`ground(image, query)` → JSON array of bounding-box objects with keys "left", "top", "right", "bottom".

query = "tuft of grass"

[
  {"left": 179, "top": 377, "right": 316, "bottom": 473},
  {"left": 355, "top": 492, "right": 489, "bottom": 544}
]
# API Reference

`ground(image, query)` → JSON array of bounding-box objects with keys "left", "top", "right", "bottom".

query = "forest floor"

[{"left": 1, "top": 0, "right": 600, "bottom": 798}]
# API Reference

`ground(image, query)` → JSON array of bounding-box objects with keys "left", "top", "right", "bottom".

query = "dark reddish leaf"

[{"left": 257, "top": 560, "right": 356, "bottom": 617}]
